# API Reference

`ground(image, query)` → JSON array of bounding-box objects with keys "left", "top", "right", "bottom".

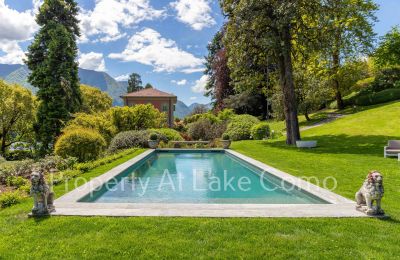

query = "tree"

[
  {"left": 80, "top": 84, "right": 112, "bottom": 114},
  {"left": 221, "top": 0, "right": 322, "bottom": 144},
  {"left": 0, "top": 81, "right": 36, "bottom": 155},
  {"left": 374, "top": 26, "right": 400, "bottom": 68},
  {"left": 25, "top": 0, "right": 81, "bottom": 154},
  {"left": 144, "top": 83, "right": 153, "bottom": 89},
  {"left": 321, "top": 0, "right": 377, "bottom": 109},
  {"left": 204, "top": 29, "right": 234, "bottom": 111},
  {"left": 127, "top": 73, "right": 143, "bottom": 93},
  {"left": 189, "top": 105, "right": 209, "bottom": 116}
]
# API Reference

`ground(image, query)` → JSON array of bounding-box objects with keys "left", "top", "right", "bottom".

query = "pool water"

[{"left": 80, "top": 151, "right": 328, "bottom": 204}]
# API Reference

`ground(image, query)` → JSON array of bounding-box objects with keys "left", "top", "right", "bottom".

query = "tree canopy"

[
  {"left": 374, "top": 26, "right": 400, "bottom": 68},
  {"left": 127, "top": 73, "right": 143, "bottom": 93},
  {"left": 80, "top": 84, "right": 113, "bottom": 114}
]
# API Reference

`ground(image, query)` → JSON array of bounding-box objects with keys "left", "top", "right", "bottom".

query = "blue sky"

[{"left": 0, "top": 0, "right": 399, "bottom": 105}]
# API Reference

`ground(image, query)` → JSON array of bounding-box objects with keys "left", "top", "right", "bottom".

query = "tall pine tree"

[{"left": 26, "top": 0, "right": 81, "bottom": 154}]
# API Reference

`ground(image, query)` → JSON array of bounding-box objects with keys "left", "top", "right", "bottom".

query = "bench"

[
  {"left": 170, "top": 141, "right": 210, "bottom": 148},
  {"left": 384, "top": 140, "right": 400, "bottom": 159}
]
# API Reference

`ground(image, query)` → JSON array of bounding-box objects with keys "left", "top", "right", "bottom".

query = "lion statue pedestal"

[
  {"left": 30, "top": 170, "right": 55, "bottom": 216},
  {"left": 355, "top": 171, "right": 384, "bottom": 216}
]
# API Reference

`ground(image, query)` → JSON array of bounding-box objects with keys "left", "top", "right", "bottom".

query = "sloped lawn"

[{"left": 1, "top": 102, "right": 400, "bottom": 259}]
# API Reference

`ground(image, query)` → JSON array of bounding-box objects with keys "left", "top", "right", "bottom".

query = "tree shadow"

[{"left": 265, "top": 134, "right": 400, "bottom": 157}]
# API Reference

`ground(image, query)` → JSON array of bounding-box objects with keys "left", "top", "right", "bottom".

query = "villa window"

[{"left": 162, "top": 103, "right": 169, "bottom": 112}]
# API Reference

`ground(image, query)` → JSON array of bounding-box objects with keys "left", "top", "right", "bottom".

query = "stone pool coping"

[{"left": 53, "top": 149, "right": 367, "bottom": 218}]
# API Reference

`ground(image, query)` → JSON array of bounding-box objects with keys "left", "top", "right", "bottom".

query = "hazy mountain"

[
  {"left": 174, "top": 100, "right": 192, "bottom": 119},
  {"left": 0, "top": 64, "right": 211, "bottom": 116},
  {"left": 0, "top": 64, "right": 125, "bottom": 106}
]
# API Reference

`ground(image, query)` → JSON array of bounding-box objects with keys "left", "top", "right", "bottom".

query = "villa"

[{"left": 121, "top": 88, "right": 177, "bottom": 127}]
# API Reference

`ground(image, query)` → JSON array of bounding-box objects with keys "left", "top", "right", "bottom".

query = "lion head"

[
  {"left": 367, "top": 171, "right": 383, "bottom": 184},
  {"left": 30, "top": 170, "right": 48, "bottom": 194}
]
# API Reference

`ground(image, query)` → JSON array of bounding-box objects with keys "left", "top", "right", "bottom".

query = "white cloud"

[
  {"left": 115, "top": 74, "right": 130, "bottom": 81},
  {"left": 191, "top": 75, "right": 208, "bottom": 94},
  {"left": 170, "top": 0, "right": 216, "bottom": 30},
  {"left": 79, "top": 0, "right": 164, "bottom": 43},
  {"left": 78, "top": 52, "right": 106, "bottom": 71},
  {"left": 171, "top": 79, "right": 187, "bottom": 85},
  {"left": 181, "top": 67, "right": 204, "bottom": 74},
  {"left": 0, "top": 0, "right": 38, "bottom": 42},
  {"left": 190, "top": 96, "right": 197, "bottom": 101},
  {"left": 109, "top": 28, "right": 204, "bottom": 73},
  {"left": 0, "top": 40, "right": 26, "bottom": 64}
]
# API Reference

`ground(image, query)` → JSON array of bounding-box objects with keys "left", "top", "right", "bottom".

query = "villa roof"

[{"left": 121, "top": 88, "right": 176, "bottom": 98}]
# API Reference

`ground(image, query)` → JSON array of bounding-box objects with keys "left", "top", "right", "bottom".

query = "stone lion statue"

[
  {"left": 30, "top": 170, "right": 55, "bottom": 216},
  {"left": 355, "top": 171, "right": 384, "bottom": 215}
]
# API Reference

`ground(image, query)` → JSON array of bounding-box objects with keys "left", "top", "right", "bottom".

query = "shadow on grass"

[
  {"left": 338, "top": 100, "right": 400, "bottom": 115},
  {"left": 265, "top": 134, "right": 399, "bottom": 157}
]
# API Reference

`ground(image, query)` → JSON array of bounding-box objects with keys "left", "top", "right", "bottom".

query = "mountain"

[
  {"left": 0, "top": 64, "right": 125, "bottom": 106},
  {"left": 174, "top": 100, "right": 192, "bottom": 119},
  {"left": 174, "top": 101, "right": 212, "bottom": 119}
]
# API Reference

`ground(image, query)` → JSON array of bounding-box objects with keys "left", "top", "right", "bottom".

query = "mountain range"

[{"left": 0, "top": 64, "right": 209, "bottom": 118}]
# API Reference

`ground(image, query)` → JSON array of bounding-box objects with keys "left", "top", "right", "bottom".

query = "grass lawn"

[{"left": 1, "top": 102, "right": 400, "bottom": 259}]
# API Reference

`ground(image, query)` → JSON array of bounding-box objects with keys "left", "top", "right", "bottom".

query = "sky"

[{"left": 0, "top": 0, "right": 400, "bottom": 105}]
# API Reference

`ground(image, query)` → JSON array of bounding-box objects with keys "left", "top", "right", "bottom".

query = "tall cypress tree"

[{"left": 26, "top": 0, "right": 81, "bottom": 154}]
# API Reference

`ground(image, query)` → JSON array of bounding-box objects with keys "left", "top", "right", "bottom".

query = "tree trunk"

[
  {"left": 332, "top": 34, "right": 344, "bottom": 109},
  {"left": 304, "top": 108, "right": 311, "bottom": 121},
  {"left": 1, "top": 129, "right": 7, "bottom": 156},
  {"left": 278, "top": 26, "right": 301, "bottom": 145}
]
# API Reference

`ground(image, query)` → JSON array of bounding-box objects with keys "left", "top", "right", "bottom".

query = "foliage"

[
  {"left": 6, "top": 176, "right": 28, "bottom": 189},
  {"left": 187, "top": 119, "right": 226, "bottom": 141},
  {"left": 108, "top": 105, "right": 166, "bottom": 132},
  {"left": 224, "top": 90, "right": 269, "bottom": 118},
  {"left": 345, "top": 89, "right": 400, "bottom": 106},
  {"left": 80, "top": 85, "right": 112, "bottom": 114},
  {"left": 251, "top": 122, "right": 271, "bottom": 140},
  {"left": 144, "top": 83, "right": 153, "bottom": 89},
  {"left": 225, "top": 114, "right": 259, "bottom": 141},
  {"left": 150, "top": 128, "right": 184, "bottom": 141},
  {"left": 64, "top": 113, "right": 117, "bottom": 143},
  {"left": 0, "top": 81, "right": 36, "bottom": 156},
  {"left": 4, "top": 150, "right": 33, "bottom": 161},
  {"left": 369, "top": 67, "right": 400, "bottom": 92},
  {"left": 183, "top": 112, "right": 219, "bottom": 124},
  {"left": 127, "top": 73, "right": 143, "bottom": 93},
  {"left": 108, "top": 131, "right": 155, "bottom": 152},
  {"left": 321, "top": 0, "right": 378, "bottom": 109},
  {"left": 54, "top": 128, "right": 106, "bottom": 162},
  {"left": 0, "top": 191, "right": 26, "bottom": 209},
  {"left": 353, "top": 77, "right": 375, "bottom": 92},
  {"left": 26, "top": 0, "right": 82, "bottom": 154},
  {"left": 374, "top": 26, "right": 400, "bottom": 67},
  {"left": 222, "top": 134, "right": 230, "bottom": 141},
  {"left": 204, "top": 29, "right": 234, "bottom": 110},
  {"left": 217, "top": 109, "right": 235, "bottom": 121},
  {"left": 188, "top": 105, "right": 209, "bottom": 117},
  {"left": 149, "top": 133, "right": 158, "bottom": 141}
]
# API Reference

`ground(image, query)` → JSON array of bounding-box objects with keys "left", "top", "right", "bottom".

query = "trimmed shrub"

[
  {"left": 150, "top": 128, "right": 184, "bottom": 141},
  {"left": 225, "top": 114, "right": 260, "bottom": 141},
  {"left": 108, "top": 130, "right": 166, "bottom": 152},
  {"left": 0, "top": 191, "right": 26, "bottom": 208},
  {"left": 370, "top": 67, "right": 400, "bottom": 92},
  {"left": 55, "top": 128, "right": 107, "bottom": 162},
  {"left": 251, "top": 122, "right": 271, "bottom": 140},
  {"left": 184, "top": 112, "right": 219, "bottom": 124},
  {"left": 222, "top": 134, "right": 230, "bottom": 140},
  {"left": 187, "top": 118, "right": 226, "bottom": 141},
  {"left": 149, "top": 133, "right": 158, "bottom": 141},
  {"left": 64, "top": 113, "right": 117, "bottom": 143},
  {"left": 108, "top": 105, "right": 166, "bottom": 132}
]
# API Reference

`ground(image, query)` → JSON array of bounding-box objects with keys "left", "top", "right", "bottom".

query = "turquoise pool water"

[{"left": 80, "top": 151, "right": 327, "bottom": 204}]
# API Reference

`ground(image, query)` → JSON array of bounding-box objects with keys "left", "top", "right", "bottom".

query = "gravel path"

[{"left": 300, "top": 113, "right": 345, "bottom": 131}]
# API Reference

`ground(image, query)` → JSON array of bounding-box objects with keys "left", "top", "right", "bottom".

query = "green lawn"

[{"left": 1, "top": 102, "right": 400, "bottom": 259}]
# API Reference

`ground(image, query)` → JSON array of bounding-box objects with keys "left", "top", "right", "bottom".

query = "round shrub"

[
  {"left": 150, "top": 128, "right": 184, "bottom": 141},
  {"left": 55, "top": 128, "right": 106, "bottom": 162},
  {"left": 149, "top": 133, "right": 158, "bottom": 141},
  {"left": 225, "top": 114, "right": 260, "bottom": 141},
  {"left": 222, "top": 134, "right": 230, "bottom": 140},
  {"left": 187, "top": 119, "right": 226, "bottom": 141},
  {"left": 108, "top": 130, "right": 167, "bottom": 152},
  {"left": 251, "top": 122, "right": 271, "bottom": 140}
]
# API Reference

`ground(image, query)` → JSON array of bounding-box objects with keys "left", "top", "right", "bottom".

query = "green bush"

[
  {"left": 370, "top": 67, "right": 400, "bottom": 92},
  {"left": 150, "top": 128, "right": 184, "bottom": 141},
  {"left": 222, "top": 134, "right": 230, "bottom": 140},
  {"left": 4, "top": 150, "right": 33, "bottom": 161},
  {"left": 55, "top": 128, "right": 107, "bottom": 162},
  {"left": 108, "top": 130, "right": 148, "bottom": 152},
  {"left": 6, "top": 176, "right": 28, "bottom": 188},
  {"left": 64, "top": 113, "right": 117, "bottom": 143},
  {"left": 187, "top": 119, "right": 226, "bottom": 141},
  {"left": 352, "top": 88, "right": 400, "bottom": 106},
  {"left": 225, "top": 114, "right": 260, "bottom": 141},
  {"left": 108, "top": 105, "right": 166, "bottom": 132},
  {"left": 251, "top": 122, "right": 271, "bottom": 140},
  {"left": 0, "top": 191, "right": 26, "bottom": 209},
  {"left": 183, "top": 112, "right": 219, "bottom": 124}
]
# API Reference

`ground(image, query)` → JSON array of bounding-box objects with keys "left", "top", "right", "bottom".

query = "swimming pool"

[
  {"left": 80, "top": 150, "right": 327, "bottom": 204},
  {"left": 54, "top": 149, "right": 363, "bottom": 217}
]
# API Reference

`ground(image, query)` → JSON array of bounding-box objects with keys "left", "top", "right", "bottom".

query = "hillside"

[{"left": 0, "top": 64, "right": 125, "bottom": 106}]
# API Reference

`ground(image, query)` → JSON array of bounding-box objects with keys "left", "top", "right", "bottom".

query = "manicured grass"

[{"left": 1, "top": 102, "right": 400, "bottom": 258}]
